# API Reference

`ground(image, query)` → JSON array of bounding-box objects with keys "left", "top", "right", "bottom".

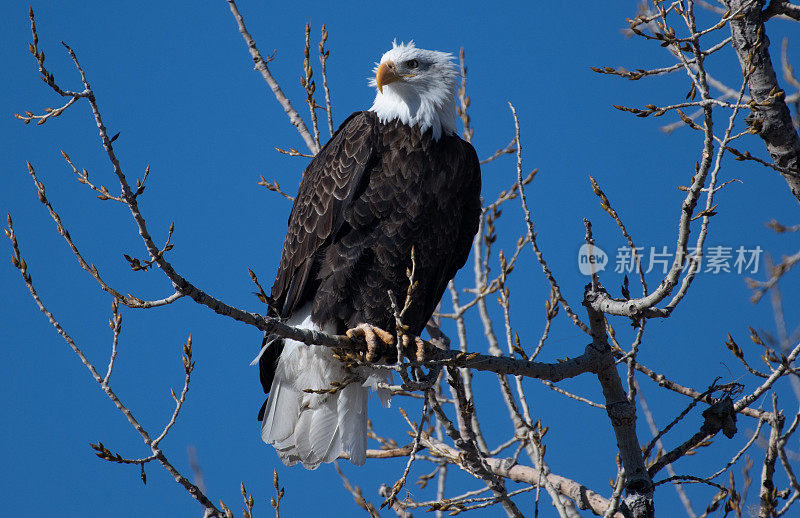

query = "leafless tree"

[{"left": 8, "top": 1, "right": 800, "bottom": 517}]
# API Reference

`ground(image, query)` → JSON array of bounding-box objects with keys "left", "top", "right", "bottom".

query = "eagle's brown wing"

[{"left": 270, "top": 111, "right": 379, "bottom": 317}]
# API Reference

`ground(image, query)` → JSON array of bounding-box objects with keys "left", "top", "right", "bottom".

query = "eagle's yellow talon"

[
  {"left": 414, "top": 336, "right": 429, "bottom": 363},
  {"left": 346, "top": 323, "right": 395, "bottom": 362}
]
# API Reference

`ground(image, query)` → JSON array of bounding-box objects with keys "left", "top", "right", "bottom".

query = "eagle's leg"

[{"left": 346, "top": 323, "right": 395, "bottom": 362}]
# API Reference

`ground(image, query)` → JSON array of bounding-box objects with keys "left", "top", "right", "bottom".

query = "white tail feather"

[
  {"left": 338, "top": 381, "right": 368, "bottom": 465},
  {"left": 260, "top": 305, "right": 392, "bottom": 469}
]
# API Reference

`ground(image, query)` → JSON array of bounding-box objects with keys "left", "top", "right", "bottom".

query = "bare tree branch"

[
  {"left": 727, "top": 0, "right": 800, "bottom": 203},
  {"left": 226, "top": 0, "right": 320, "bottom": 154}
]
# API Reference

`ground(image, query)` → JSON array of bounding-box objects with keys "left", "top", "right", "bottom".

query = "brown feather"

[{"left": 260, "top": 111, "right": 481, "bottom": 394}]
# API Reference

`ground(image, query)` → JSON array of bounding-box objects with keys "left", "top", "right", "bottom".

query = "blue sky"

[{"left": 2, "top": 1, "right": 799, "bottom": 516}]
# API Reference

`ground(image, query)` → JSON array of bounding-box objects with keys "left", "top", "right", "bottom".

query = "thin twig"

[{"left": 226, "top": 0, "right": 319, "bottom": 154}]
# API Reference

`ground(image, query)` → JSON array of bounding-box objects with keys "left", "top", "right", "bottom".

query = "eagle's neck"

[{"left": 369, "top": 83, "right": 457, "bottom": 141}]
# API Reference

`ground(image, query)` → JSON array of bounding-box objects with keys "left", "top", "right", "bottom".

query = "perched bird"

[{"left": 255, "top": 41, "right": 482, "bottom": 469}]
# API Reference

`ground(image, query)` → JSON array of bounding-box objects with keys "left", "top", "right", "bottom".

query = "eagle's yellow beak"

[{"left": 376, "top": 61, "right": 401, "bottom": 93}]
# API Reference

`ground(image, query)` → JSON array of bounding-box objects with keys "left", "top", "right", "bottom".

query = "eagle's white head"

[{"left": 368, "top": 41, "right": 458, "bottom": 141}]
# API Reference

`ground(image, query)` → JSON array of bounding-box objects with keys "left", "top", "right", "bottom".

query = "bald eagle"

[{"left": 256, "top": 42, "right": 481, "bottom": 469}]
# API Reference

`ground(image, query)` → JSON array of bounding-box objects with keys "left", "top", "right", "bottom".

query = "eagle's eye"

[{"left": 405, "top": 59, "right": 419, "bottom": 69}]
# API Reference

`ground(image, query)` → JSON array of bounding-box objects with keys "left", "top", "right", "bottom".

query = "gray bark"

[
  {"left": 728, "top": 0, "right": 800, "bottom": 203},
  {"left": 584, "top": 286, "right": 654, "bottom": 518}
]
